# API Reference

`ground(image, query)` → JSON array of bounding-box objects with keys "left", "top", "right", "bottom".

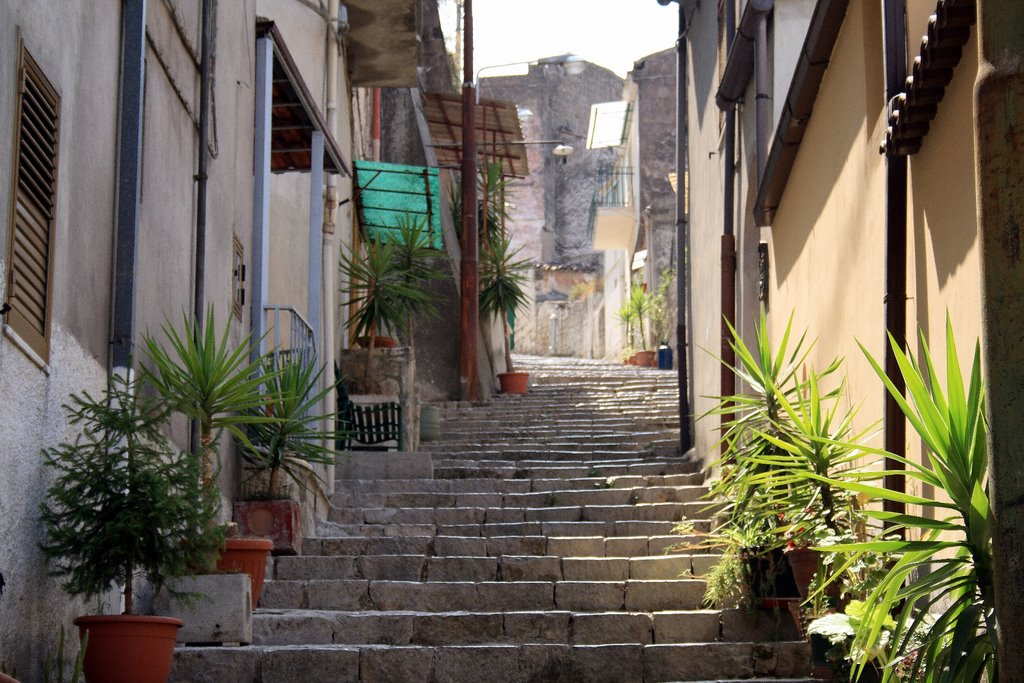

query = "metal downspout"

[
  {"left": 323, "top": 0, "right": 340, "bottom": 494},
  {"left": 975, "top": 1, "right": 1024, "bottom": 669},
  {"left": 674, "top": 1, "right": 694, "bottom": 455},
  {"left": 111, "top": 0, "right": 147, "bottom": 375},
  {"left": 881, "top": 0, "right": 908, "bottom": 521},
  {"left": 754, "top": 9, "right": 771, "bottom": 183},
  {"left": 193, "top": 0, "right": 212, "bottom": 328},
  {"left": 721, "top": 0, "right": 737, "bottom": 433}
]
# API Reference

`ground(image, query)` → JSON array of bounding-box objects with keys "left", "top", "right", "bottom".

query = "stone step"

[
  {"left": 171, "top": 641, "right": 810, "bottom": 683},
  {"left": 430, "top": 460, "right": 698, "bottom": 480},
  {"left": 333, "top": 473, "right": 704, "bottom": 494},
  {"left": 271, "top": 553, "right": 715, "bottom": 582},
  {"left": 333, "top": 484, "right": 707, "bottom": 509},
  {"left": 302, "top": 534, "right": 703, "bottom": 558},
  {"left": 312, "top": 519, "right": 709, "bottom": 539},
  {"left": 252, "top": 608, "right": 722, "bottom": 646},
  {"left": 259, "top": 579, "right": 707, "bottom": 612},
  {"left": 251, "top": 606, "right": 798, "bottom": 648},
  {"left": 328, "top": 502, "right": 705, "bottom": 526}
]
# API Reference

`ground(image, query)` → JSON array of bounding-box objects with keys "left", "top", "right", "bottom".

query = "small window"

[
  {"left": 232, "top": 234, "right": 246, "bottom": 320},
  {"left": 6, "top": 42, "right": 60, "bottom": 362}
]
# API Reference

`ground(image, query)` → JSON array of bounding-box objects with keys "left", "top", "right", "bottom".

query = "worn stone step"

[
  {"left": 272, "top": 554, "right": 707, "bottom": 582},
  {"left": 333, "top": 475, "right": 705, "bottom": 495},
  {"left": 333, "top": 484, "right": 706, "bottom": 509},
  {"left": 171, "top": 641, "right": 809, "bottom": 683},
  {"left": 328, "top": 502, "right": 703, "bottom": 527},
  {"left": 251, "top": 608, "right": 723, "bottom": 646},
  {"left": 259, "top": 579, "right": 706, "bottom": 612},
  {"left": 302, "top": 534, "right": 707, "bottom": 559}
]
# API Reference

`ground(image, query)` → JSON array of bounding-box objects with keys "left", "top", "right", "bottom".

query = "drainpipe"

[
  {"left": 323, "top": 0, "right": 341, "bottom": 492},
  {"left": 721, "top": 0, "right": 738, "bottom": 433},
  {"left": 881, "top": 0, "right": 908, "bottom": 523},
  {"left": 111, "top": 0, "right": 147, "bottom": 376},
  {"left": 754, "top": 7, "right": 771, "bottom": 183},
  {"left": 975, "top": 1, "right": 1024, "bottom": 671},
  {"left": 193, "top": 0, "right": 212, "bottom": 329},
  {"left": 459, "top": 0, "right": 480, "bottom": 401},
  {"left": 372, "top": 88, "right": 382, "bottom": 162}
]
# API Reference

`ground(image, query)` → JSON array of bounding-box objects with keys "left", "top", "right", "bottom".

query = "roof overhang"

[
  {"left": 421, "top": 93, "right": 529, "bottom": 178},
  {"left": 753, "top": 0, "right": 849, "bottom": 226},
  {"left": 256, "top": 21, "right": 350, "bottom": 175},
  {"left": 345, "top": 0, "right": 420, "bottom": 87},
  {"left": 716, "top": 0, "right": 774, "bottom": 110},
  {"left": 881, "top": 0, "right": 976, "bottom": 156}
]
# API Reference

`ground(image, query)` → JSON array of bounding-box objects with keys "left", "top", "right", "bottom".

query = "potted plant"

[
  {"left": 618, "top": 281, "right": 655, "bottom": 366},
  {"left": 479, "top": 231, "right": 532, "bottom": 394},
  {"left": 141, "top": 310, "right": 275, "bottom": 591},
  {"left": 234, "top": 356, "right": 343, "bottom": 564},
  {"left": 339, "top": 236, "right": 433, "bottom": 383},
  {"left": 38, "top": 375, "right": 223, "bottom": 683}
]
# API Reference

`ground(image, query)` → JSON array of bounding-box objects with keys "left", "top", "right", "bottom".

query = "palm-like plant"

[
  {"left": 238, "top": 357, "right": 343, "bottom": 498},
  {"left": 141, "top": 309, "right": 271, "bottom": 487},
  {"left": 811, "top": 318, "right": 994, "bottom": 682},
  {"left": 479, "top": 231, "right": 531, "bottom": 375},
  {"left": 391, "top": 214, "right": 446, "bottom": 346}
]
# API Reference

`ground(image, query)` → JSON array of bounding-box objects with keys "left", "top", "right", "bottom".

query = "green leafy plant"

[
  {"left": 238, "top": 357, "right": 344, "bottom": 499},
  {"left": 648, "top": 268, "right": 675, "bottom": 345},
  {"left": 479, "top": 231, "right": 531, "bottom": 375},
  {"left": 810, "top": 318, "right": 994, "bottom": 682},
  {"left": 141, "top": 309, "right": 271, "bottom": 487},
  {"left": 38, "top": 376, "right": 224, "bottom": 614},
  {"left": 617, "top": 280, "right": 654, "bottom": 350},
  {"left": 391, "top": 214, "right": 447, "bottom": 349},
  {"left": 808, "top": 600, "right": 895, "bottom": 681}
]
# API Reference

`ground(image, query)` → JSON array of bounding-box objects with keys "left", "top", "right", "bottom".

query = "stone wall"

[{"left": 338, "top": 346, "right": 418, "bottom": 452}]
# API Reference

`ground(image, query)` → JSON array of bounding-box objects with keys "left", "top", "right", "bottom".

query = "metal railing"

[
  {"left": 264, "top": 305, "right": 317, "bottom": 369},
  {"left": 594, "top": 167, "right": 633, "bottom": 209}
]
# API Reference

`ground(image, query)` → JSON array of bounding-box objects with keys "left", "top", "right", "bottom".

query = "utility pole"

[
  {"left": 659, "top": 0, "right": 694, "bottom": 455},
  {"left": 459, "top": 0, "right": 479, "bottom": 401},
  {"left": 974, "top": 1, "right": 1024, "bottom": 675}
]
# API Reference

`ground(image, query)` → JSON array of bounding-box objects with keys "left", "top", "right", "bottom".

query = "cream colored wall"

[
  {"left": 767, "top": 0, "right": 888, "bottom": 433},
  {"left": 906, "top": 31, "right": 982, "bottom": 460},
  {"left": 686, "top": 0, "right": 728, "bottom": 462}
]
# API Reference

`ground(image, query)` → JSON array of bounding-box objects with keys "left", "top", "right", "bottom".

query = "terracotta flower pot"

[
  {"left": 0, "top": 673, "right": 20, "bottom": 683},
  {"left": 355, "top": 335, "right": 399, "bottom": 348},
  {"left": 498, "top": 371, "right": 529, "bottom": 394},
  {"left": 634, "top": 350, "right": 657, "bottom": 367},
  {"left": 216, "top": 537, "right": 273, "bottom": 607},
  {"left": 786, "top": 547, "right": 819, "bottom": 600},
  {"left": 73, "top": 614, "right": 182, "bottom": 683}
]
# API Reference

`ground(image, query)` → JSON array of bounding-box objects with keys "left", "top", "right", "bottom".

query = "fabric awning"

[
  {"left": 354, "top": 160, "right": 442, "bottom": 248},
  {"left": 421, "top": 92, "right": 529, "bottom": 178}
]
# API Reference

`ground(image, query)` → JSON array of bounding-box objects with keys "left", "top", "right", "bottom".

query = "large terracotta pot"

[
  {"left": 786, "top": 547, "right": 819, "bottom": 600},
  {"left": 216, "top": 537, "right": 273, "bottom": 607},
  {"left": 73, "top": 615, "right": 182, "bottom": 683},
  {"left": 633, "top": 350, "right": 657, "bottom": 367},
  {"left": 233, "top": 500, "right": 302, "bottom": 556},
  {"left": 498, "top": 372, "right": 529, "bottom": 394}
]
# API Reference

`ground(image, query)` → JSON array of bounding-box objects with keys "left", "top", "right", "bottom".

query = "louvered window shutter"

[{"left": 6, "top": 46, "right": 60, "bottom": 361}]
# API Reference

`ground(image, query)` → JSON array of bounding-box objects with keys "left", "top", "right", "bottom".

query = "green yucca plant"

[
  {"left": 807, "top": 317, "right": 995, "bottom": 682},
  {"left": 141, "top": 309, "right": 272, "bottom": 487},
  {"left": 479, "top": 231, "right": 531, "bottom": 374},
  {"left": 238, "top": 357, "right": 343, "bottom": 498}
]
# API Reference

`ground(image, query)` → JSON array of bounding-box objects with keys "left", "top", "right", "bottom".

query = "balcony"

[{"left": 592, "top": 167, "right": 637, "bottom": 251}]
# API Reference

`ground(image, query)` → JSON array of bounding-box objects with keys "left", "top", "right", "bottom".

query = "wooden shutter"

[{"left": 6, "top": 45, "right": 60, "bottom": 361}]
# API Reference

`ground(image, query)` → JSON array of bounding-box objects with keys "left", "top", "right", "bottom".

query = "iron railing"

[
  {"left": 264, "top": 305, "right": 317, "bottom": 369},
  {"left": 594, "top": 167, "right": 633, "bottom": 209}
]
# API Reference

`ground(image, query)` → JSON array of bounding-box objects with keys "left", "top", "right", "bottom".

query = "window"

[{"left": 6, "top": 43, "right": 60, "bottom": 362}]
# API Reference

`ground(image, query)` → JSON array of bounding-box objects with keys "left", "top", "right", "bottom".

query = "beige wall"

[{"left": 767, "top": 0, "right": 887, "bottom": 435}]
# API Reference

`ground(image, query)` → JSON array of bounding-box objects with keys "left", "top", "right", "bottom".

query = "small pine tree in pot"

[{"left": 39, "top": 375, "right": 223, "bottom": 683}]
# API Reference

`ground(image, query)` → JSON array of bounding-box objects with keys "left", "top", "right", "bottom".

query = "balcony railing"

[
  {"left": 264, "top": 305, "right": 317, "bottom": 369},
  {"left": 594, "top": 167, "right": 633, "bottom": 209}
]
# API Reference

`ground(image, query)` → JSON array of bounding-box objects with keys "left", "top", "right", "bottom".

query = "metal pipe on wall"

[
  {"left": 111, "top": 0, "right": 147, "bottom": 374},
  {"left": 193, "top": 0, "right": 213, "bottom": 329},
  {"left": 754, "top": 10, "right": 771, "bottom": 183},
  {"left": 721, "top": 0, "right": 737, "bottom": 431},
  {"left": 881, "top": 0, "right": 908, "bottom": 520},
  {"left": 323, "top": 0, "right": 341, "bottom": 493}
]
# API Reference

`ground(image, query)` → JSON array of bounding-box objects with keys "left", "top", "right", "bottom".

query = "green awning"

[{"left": 354, "top": 160, "right": 442, "bottom": 248}]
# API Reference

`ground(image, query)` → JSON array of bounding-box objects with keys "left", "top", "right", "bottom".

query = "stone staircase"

[{"left": 172, "top": 355, "right": 810, "bottom": 682}]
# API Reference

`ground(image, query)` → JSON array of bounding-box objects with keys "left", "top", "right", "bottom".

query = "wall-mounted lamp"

[
  {"left": 552, "top": 144, "right": 574, "bottom": 157},
  {"left": 336, "top": 3, "right": 350, "bottom": 34}
]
